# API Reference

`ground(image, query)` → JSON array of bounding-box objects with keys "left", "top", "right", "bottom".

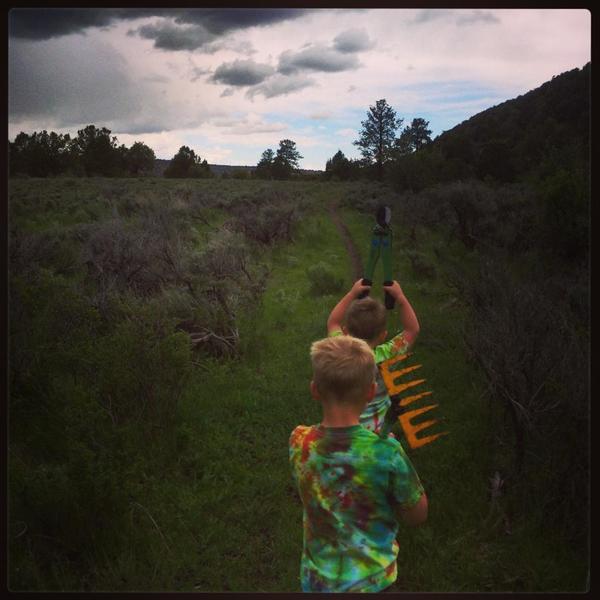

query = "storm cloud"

[
  {"left": 333, "top": 29, "right": 375, "bottom": 53},
  {"left": 278, "top": 46, "right": 359, "bottom": 75},
  {"left": 210, "top": 60, "right": 275, "bottom": 86},
  {"left": 9, "top": 8, "right": 157, "bottom": 39},
  {"left": 8, "top": 36, "right": 205, "bottom": 135},
  {"left": 9, "top": 8, "right": 313, "bottom": 42},
  {"left": 170, "top": 8, "right": 312, "bottom": 34},
  {"left": 135, "top": 22, "right": 218, "bottom": 52},
  {"left": 8, "top": 37, "right": 139, "bottom": 123}
]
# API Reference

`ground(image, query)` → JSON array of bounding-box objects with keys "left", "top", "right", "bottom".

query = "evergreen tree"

[
  {"left": 273, "top": 139, "right": 302, "bottom": 179},
  {"left": 325, "top": 150, "right": 352, "bottom": 180},
  {"left": 255, "top": 148, "right": 275, "bottom": 179},
  {"left": 394, "top": 118, "right": 432, "bottom": 156},
  {"left": 353, "top": 99, "right": 402, "bottom": 180},
  {"left": 407, "top": 118, "right": 433, "bottom": 150}
]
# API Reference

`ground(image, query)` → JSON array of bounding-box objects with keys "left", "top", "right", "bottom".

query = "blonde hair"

[
  {"left": 344, "top": 297, "right": 387, "bottom": 345},
  {"left": 310, "top": 335, "right": 375, "bottom": 402}
]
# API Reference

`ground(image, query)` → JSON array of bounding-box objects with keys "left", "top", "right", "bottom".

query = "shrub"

[
  {"left": 403, "top": 249, "right": 436, "bottom": 279},
  {"left": 230, "top": 191, "right": 299, "bottom": 245},
  {"left": 455, "top": 254, "right": 588, "bottom": 543},
  {"left": 306, "top": 262, "right": 344, "bottom": 296}
]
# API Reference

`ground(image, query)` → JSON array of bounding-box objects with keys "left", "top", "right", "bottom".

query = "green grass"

[{"left": 8, "top": 179, "right": 588, "bottom": 592}]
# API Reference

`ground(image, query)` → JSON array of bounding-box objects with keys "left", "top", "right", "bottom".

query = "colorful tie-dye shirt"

[
  {"left": 289, "top": 424, "right": 424, "bottom": 593},
  {"left": 329, "top": 329, "right": 410, "bottom": 435}
]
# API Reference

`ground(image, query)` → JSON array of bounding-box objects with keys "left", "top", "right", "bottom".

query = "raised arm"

[
  {"left": 386, "top": 281, "right": 420, "bottom": 349},
  {"left": 398, "top": 492, "right": 428, "bottom": 527},
  {"left": 327, "top": 280, "right": 371, "bottom": 334}
]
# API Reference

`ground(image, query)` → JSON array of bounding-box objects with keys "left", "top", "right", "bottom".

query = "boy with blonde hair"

[
  {"left": 327, "top": 279, "right": 420, "bottom": 436},
  {"left": 289, "top": 335, "right": 427, "bottom": 593}
]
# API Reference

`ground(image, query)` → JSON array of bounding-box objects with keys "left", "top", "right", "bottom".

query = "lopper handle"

[
  {"left": 357, "top": 278, "right": 372, "bottom": 299},
  {"left": 383, "top": 281, "right": 396, "bottom": 309}
]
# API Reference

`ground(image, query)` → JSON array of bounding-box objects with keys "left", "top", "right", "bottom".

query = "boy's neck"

[{"left": 320, "top": 403, "right": 363, "bottom": 428}]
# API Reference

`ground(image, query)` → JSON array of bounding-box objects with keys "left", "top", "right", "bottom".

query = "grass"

[{"left": 8, "top": 178, "right": 588, "bottom": 592}]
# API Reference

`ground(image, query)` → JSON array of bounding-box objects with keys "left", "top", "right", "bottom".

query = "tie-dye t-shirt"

[
  {"left": 289, "top": 424, "right": 424, "bottom": 592},
  {"left": 329, "top": 329, "right": 410, "bottom": 435}
]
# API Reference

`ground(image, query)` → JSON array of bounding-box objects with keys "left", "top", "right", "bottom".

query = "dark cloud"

[
  {"left": 8, "top": 37, "right": 199, "bottom": 135},
  {"left": 9, "top": 37, "right": 138, "bottom": 123},
  {"left": 210, "top": 59, "right": 275, "bottom": 86},
  {"left": 9, "top": 7, "right": 312, "bottom": 42},
  {"left": 333, "top": 29, "right": 374, "bottom": 53},
  {"left": 278, "top": 46, "right": 359, "bottom": 75},
  {"left": 8, "top": 8, "right": 157, "bottom": 39},
  {"left": 171, "top": 8, "right": 312, "bottom": 34},
  {"left": 246, "top": 74, "right": 316, "bottom": 99},
  {"left": 135, "top": 22, "right": 218, "bottom": 52}
]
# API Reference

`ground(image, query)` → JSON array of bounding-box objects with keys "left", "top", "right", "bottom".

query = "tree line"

[
  {"left": 8, "top": 105, "right": 430, "bottom": 182},
  {"left": 7, "top": 110, "right": 428, "bottom": 182},
  {"left": 9, "top": 126, "right": 157, "bottom": 177}
]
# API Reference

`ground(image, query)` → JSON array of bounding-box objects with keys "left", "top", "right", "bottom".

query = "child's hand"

[
  {"left": 385, "top": 280, "right": 406, "bottom": 301},
  {"left": 351, "top": 279, "right": 371, "bottom": 298}
]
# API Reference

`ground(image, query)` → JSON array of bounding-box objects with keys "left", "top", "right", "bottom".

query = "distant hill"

[
  {"left": 153, "top": 158, "right": 322, "bottom": 177},
  {"left": 421, "top": 62, "right": 590, "bottom": 184}
]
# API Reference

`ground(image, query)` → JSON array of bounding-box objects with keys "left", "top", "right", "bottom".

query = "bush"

[
  {"left": 455, "top": 254, "right": 588, "bottom": 543},
  {"left": 230, "top": 190, "right": 300, "bottom": 245},
  {"left": 306, "top": 262, "right": 344, "bottom": 296},
  {"left": 403, "top": 249, "right": 436, "bottom": 279}
]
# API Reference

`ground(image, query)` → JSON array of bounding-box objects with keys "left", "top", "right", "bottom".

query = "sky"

[{"left": 8, "top": 8, "right": 591, "bottom": 170}]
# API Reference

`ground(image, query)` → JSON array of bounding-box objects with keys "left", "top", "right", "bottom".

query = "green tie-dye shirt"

[
  {"left": 329, "top": 329, "right": 410, "bottom": 435},
  {"left": 289, "top": 424, "right": 424, "bottom": 592}
]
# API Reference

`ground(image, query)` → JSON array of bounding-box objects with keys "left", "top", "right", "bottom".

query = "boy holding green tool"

[{"left": 326, "top": 206, "right": 420, "bottom": 436}]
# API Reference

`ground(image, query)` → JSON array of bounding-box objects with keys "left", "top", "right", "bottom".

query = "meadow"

[{"left": 8, "top": 177, "right": 588, "bottom": 592}]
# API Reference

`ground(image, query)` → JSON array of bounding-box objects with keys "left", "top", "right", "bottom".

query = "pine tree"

[{"left": 353, "top": 99, "right": 402, "bottom": 180}]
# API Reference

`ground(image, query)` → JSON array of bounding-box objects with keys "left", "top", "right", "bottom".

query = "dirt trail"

[{"left": 328, "top": 200, "right": 364, "bottom": 280}]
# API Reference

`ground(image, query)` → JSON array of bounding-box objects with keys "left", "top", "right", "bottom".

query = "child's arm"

[
  {"left": 327, "top": 279, "right": 371, "bottom": 335},
  {"left": 386, "top": 280, "right": 420, "bottom": 349},
  {"left": 397, "top": 492, "right": 428, "bottom": 527},
  {"left": 389, "top": 444, "right": 428, "bottom": 527}
]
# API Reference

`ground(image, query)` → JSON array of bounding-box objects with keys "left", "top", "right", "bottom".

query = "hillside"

[
  {"left": 430, "top": 62, "right": 590, "bottom": 182},
  {"left": 390, "top": 63, "right": 590, "bottom": 191}
]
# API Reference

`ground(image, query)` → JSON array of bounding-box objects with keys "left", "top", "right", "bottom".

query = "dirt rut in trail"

[{"left": 328, "top": 201, "right": 364, "bottom": 281}]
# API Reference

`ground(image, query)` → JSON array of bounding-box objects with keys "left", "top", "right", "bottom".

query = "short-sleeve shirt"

[
  {"left": 289, "top": 424, "right": 424, "bottom": 592},
  {"left": 329, "top": 329, "right": 410, "bottom": 434}
]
